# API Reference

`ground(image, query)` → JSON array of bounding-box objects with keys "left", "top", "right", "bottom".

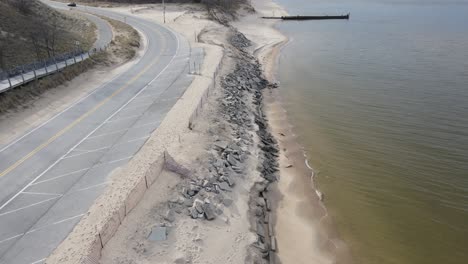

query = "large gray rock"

[
  {"left": 227, "top": 154, "right": 237, "bottom": 166},
  {"left": 214, "top": 141, "right": 229, "bottom": 152},
  {"left": 203, "top": 203, "right": 216, "bottom": 220},
  {"left": 218, "top": 182, "right": 230, "bottom": 191},
  {"left": 189, "top": 207, "right": 199, "bottom": 219},
  {"left": 164, "top": 210, "right": 175, "bottom": 223},
  {"left": 256, "top": 221, "right": 266, "bottom": 238},
  {"left": 223, "top": 198, "right": 233, "bottom": 207},
  {"left": 193, "top": 200, "right": 204, "bottom": 214}
]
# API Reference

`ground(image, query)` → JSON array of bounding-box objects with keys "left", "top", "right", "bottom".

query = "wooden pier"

[{"left": 262, "top": 14, "right": 350, "bottom": 20}]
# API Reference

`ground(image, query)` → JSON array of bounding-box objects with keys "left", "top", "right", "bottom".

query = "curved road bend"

[{"left": 0, "top": 1, "right": 198, "bottom": 263}]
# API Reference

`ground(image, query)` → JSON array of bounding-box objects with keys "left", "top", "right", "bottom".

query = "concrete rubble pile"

[{"left": 162, "top": 28, "right": 280, "bottom": 263}]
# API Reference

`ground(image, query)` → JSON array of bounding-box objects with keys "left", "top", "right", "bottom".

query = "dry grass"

[
  {"left": 0, "top": 0, "right": 96, "bottom": 70},
  {"left": 0, "top": 14, "right": 140, "bottom": 114},
  {"left": 0, "top": 57, "right": 96, "bottom": 113},
  {"left": 100, "top": 16, "right": 141, "bottom": 62}
]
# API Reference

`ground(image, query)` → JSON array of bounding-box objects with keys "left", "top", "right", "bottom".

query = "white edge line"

[
  {"left": 21, "top": 192, "right": 62, "bottom": 197},
  {"left": 69, "top": 182, "right": 109, "bottom": 194},
  {"left": 119, "top": 102, "right": 153, "bottom": 112},
  {"left": 30, "top": 258, "right": 46, "bottom": 264},
  {"left": 30, "top": 167, "right": 91, "bottom": 186},
  {"left": 125, "top": 136, "right": 150, "bottom": 144},
  {"left": 27, "top": 214, "right": 86, "bottom": 235},
  {"left": 101, "top": 156, "right": 134, "bottom": 165},
  {"left": 62, "top": 146, "right": 111, "bottom": 160},
  {"left": 105, "top": 114, "right": 141, "bottom": 124},
  {"left": 113, "top": 136, "right": 150, "bottom": 147},
  {"left": 0, "top": 233, "right": 24, "bottom": 244},
  {"left": 0, "top": 31, "right": 180, "bottom": 212},
  {"left": 87, "top": 120, "right": 160, "bottom": 140},
  {"left": 0, "top": 197, "right": 60, "bottom": 217},
  {"left": 134, "top": 92, "right": 161, "bottom": 99},
  {"left": 0, "top": 213, "right": 85, "bottom": 246},
  {"left": 86, "top": 129, "right": 128, "bottom": 140}
]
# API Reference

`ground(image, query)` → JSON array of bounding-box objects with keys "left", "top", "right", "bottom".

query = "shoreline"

[{"left": 242, "top": 0, "right": 353, "bottom": 262}]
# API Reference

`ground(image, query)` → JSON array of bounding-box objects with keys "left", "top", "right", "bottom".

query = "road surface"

[{"left": 0, "top": 2, "right": 202, "bottom": 263}]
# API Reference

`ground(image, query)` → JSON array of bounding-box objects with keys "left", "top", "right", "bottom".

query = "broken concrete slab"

[
  {"left": 203, "top": 203, "right": 216, "bottom": 220},
  {"left": 218, "top": 182, "right": 230, "bottom": 191},
  {"left": 214, "top": 141, "right": 229, "bottom": 150},
  {"left": 222, "top": 198, "right": 233, "bottom": 207},
  {"left": 148, "top": 226, "right": 167, "bottom": 241},
  {"left": 227, "top": 154, "right": 237, "bottom": 166},
  {"left": 164, "top": 210, "right": 175, "bottom": 223}
]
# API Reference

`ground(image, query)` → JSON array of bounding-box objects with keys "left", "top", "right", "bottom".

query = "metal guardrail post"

[
  {"left": 7, "top": 76, "right": 12, "bottom": 89},
  {"left": 65, "top": 58, "right": 68, "bottom": 67},
  {"left": 33, "top": 62, "right": 37, "bottom": 80},
  {"left": 44, "top": 61, "right": 48, "bottom": 74},
  {"left": 54, "top": 57, "right": 59, "bottom": 72},
  {"left": 73, "top": 55, "right": 77, "bottom": 63},
  {"left": 20, "top": 66, "right": 25, "bottom": 83},
  {"left": 81, "top": 53, "right": 84, "bottom": 61}
]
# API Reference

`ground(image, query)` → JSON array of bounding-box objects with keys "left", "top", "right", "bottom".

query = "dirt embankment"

[
  {"left": 0, "top": 15, "right": 140, "bottom": 113},
  {"left": 0, "top": 0, "right": 95, "bottom": 70}
]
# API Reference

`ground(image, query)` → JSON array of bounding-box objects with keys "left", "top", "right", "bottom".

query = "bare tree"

[
  {"left": 28, "top": 18, "right": 45, "bottom": 61},
  {"left": 0, "top": 39, "right": 5, "bottom": 71},
  {"left": 10, "top": 0, "right": 31, "bottom": 14},
  {"left": 50, "top": 15, "right": 61, "bottom": 57}
]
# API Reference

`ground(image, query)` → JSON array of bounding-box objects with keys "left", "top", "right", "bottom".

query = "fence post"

[
  {"left": 53, "top": 57, "right": 59, "bottom": 72},
  {"left": 33, "top": 63, "right": 37, "bottom": 80},
  {"left": 81, "top": 53, "right": 84, "bottom": 61},
  {"left": 73, "top": 55, "right": 77, "bottom": 64},
  {"left": 44, "top": 61, "right": 48, "bottom": 74},
  {"left": 20, "top": 66, "right": 25, "bottom": 83},
  {"left": 65, "top": 58, "right": 68, "bottom": 67},
  {"left": 7, "top": 75, "right": 12, "bottom": 89}
]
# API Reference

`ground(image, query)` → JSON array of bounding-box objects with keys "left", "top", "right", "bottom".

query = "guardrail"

[{"left": 0, "top": 45, "right": 109, "bottom": 94}]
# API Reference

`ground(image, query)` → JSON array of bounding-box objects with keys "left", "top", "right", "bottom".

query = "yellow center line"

[{"left": 0, "top": 26, "right": 167, "bottom": 179}]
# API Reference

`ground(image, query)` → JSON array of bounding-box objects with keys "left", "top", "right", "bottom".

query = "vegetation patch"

[
  {"left": 103, "top": 17, "right": 141, "bottom": 62},
  {"left": 0, "top": 0, "right": 96, "bottom": 71},
  {"left": 0, "top": 14, "right": 140, "bottom": 114},
  {"left": 0, "top": 55, "right": 99, "bottom": 113}
]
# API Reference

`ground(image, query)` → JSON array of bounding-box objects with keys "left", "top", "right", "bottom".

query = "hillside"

[{"left": 0, "top": 0, "right": 96, "bottom": 71}]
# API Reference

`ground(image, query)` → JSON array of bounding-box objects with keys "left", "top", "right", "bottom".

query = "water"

[{"left": 273, "top": 0, "right": 468, "bottom": 263}]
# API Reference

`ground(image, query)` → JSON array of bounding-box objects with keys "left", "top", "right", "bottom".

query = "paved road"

[{"left": 0, "top": 2, "right": 202, "bottom": 263}]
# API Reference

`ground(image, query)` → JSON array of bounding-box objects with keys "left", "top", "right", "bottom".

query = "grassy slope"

[
  {"left": 0, "top": 0, "right": 96, "bottom": 70},
  {"left": 0, "top": 15, "right": 140, "bottom": 113}
]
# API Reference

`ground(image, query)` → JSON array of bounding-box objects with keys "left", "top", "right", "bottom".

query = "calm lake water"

[{"left": 273, "top": 0, "right": 468, "bottom": 263}]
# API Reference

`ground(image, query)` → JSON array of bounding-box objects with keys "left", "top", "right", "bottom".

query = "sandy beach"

[{"left": 234, "top": 1, "right": 352, "bottom": 263}]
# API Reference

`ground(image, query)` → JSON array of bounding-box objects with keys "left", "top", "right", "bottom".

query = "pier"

[{"left": 262, "top": 14, "right": 350, "bottom": 20}]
